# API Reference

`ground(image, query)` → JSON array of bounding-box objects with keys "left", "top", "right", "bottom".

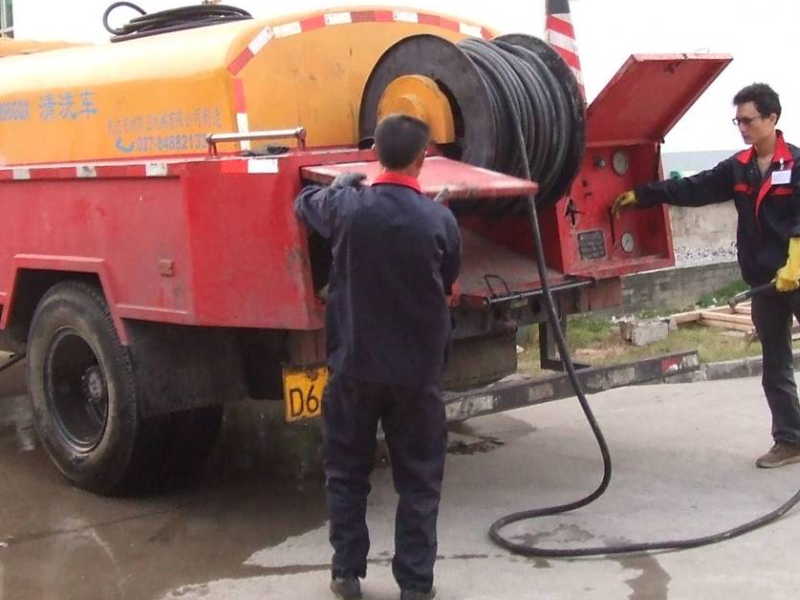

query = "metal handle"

[
  {"left": 206, "top": 127, "right": 306, "bottom": 155},
  {"left": 728, "top": 282, "right": 774, "bottom": 309},
  {"left": 433, "top": 187, "right": 450, "bottom": 204}
]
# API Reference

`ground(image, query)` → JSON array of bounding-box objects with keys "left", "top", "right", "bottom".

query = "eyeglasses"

[{"left": 732, "top": 115, "right": 763, "bottom": 127}]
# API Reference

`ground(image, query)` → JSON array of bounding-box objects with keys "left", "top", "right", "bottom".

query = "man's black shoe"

[
  {"left": 400, "top": 587, "right": 436, "bottom": 600},
  {"left": 330, "top": 576, "right": 362, "bottom": 599}
]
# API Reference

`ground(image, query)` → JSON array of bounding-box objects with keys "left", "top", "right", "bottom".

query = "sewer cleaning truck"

[{"left": 0, "top": 3, "right": 729, "bottom": 493}]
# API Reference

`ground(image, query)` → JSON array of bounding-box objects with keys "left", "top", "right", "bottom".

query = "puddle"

[
  {"left": 0, "top": 476, "right": 329, "bottom": 600},
  {"left": 0, "top": 394, "right": 37, "bottom": 453},
  {"left": 514, "top": 523, "right": 596, "bottom": 547},
  {"left": 607, "top": 536, "right": 671, "bottom": 600},
  {"left": 0, "top": 380, "right": 539, "bottom": 599},
  {"left": 0, "top": 392, "right": 330, "bottom": 600},
  {"left": 615, "top": 554, "right": 671, "bottom": 600},
  {"left": 449, "top": 414, "right": 536, "bottom": 443},
  {"left": 511, "top": 524, "right": 671, "bottom": 598},
  {"left": 447, "top": 434, "right": 504, "bottom": 455}
]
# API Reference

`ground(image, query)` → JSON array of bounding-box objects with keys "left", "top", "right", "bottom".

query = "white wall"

[{"left": 13, "top": 0, "right": 800, "bottom": 153}]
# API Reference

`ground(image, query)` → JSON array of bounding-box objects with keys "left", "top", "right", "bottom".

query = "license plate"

[{"left": 283, "top": 365, "right": 328, "bottom": 422}]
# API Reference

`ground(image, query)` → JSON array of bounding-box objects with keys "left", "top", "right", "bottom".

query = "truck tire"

[{"left": 25, "top": 280, "right": 217, "bottom": 494}]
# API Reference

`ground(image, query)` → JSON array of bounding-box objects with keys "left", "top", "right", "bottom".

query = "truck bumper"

[{"left": 443, "top": 351, "right": 700, "bottom": 422}]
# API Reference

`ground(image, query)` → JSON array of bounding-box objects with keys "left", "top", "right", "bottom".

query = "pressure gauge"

[
  {"left": 612, "top": 150, "right": 630, "bottom": 176},
  {"left": 621, "top": 232, "right": 635, "bottom": 253}
]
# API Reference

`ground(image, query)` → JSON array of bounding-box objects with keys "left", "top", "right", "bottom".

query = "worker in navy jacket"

[
  {"left": 295, "top": 114, "right": 461, "bottom": 600},
  {"left": 614, "top": 83, "right": 800, "bottom": 469}
]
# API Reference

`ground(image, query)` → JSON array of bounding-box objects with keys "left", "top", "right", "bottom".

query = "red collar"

[
  {"left": 736, "top": 130, "right": 792, "bottom": 165},
  {"left": 371, "top": 172, "right": 422, "bottom": 193}
]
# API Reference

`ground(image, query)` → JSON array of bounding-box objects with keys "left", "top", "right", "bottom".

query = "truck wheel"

[{"left": 26, "top": 281, "right": 166, "bottom": 494}]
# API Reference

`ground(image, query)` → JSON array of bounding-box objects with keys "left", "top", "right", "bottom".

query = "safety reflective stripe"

[
  {"left": 545, "top": 8, "right": 584, "bottom": 98},
  {"left": 76, "top": 165, "right": 97, "bottom": 178},
  {"left": 0, "top": 159, "right": 276, "bottom": 179},
  {"left": 225, "top": 10, "right": 493, "bottom": 150},
  {"left": 227, "top": 11, "right": 494, "bottom": 75},
  {"left": 145, "top": 162, "right": 168, "bottom": 177}
]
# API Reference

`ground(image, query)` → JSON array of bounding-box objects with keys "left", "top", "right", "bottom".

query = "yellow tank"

[
  {"left": 0, "top": 6, "right": 494, "bottom": 166},
  {"left": 0, "top": 39, "right": 82, "bottom": 57}
]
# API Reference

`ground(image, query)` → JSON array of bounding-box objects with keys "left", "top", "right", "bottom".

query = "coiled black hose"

[
  {"left": 458, "top": 38, "right": 575, "bottom": 204},
  {"left": 477, "top": 33, "right": 800, "bottom": 555},
  {"left": 358, "top": 33, "right": 583, "bottom": 207},
  {"left": 103, "top": 2, "right": 251, "bottom": 42}
]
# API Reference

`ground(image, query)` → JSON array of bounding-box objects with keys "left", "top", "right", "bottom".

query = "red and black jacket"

[{"left": 635, "top": 131, "right": 800, "bottom": 286}]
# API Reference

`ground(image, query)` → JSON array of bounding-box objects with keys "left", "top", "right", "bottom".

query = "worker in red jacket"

[
  {"left": 614, "top": 83, "right": 800, "bottom": 469},
  {"left": 295, "top": 114, "right": 461, "bottom": 600}
]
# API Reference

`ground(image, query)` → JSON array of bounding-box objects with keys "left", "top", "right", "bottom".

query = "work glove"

[
  {"left": 775, "top": 237, "right": 800, "bottom": 292},
  {"left": 611, "top": 190, "right": 638, "bottom": 216},
  {"left": 331, "top": 172, "right": 367, "bottom": 189}
]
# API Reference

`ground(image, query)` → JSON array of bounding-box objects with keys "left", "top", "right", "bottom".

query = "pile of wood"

[{"left": 668, "top": 302, "right": 800, "bottom": 338}]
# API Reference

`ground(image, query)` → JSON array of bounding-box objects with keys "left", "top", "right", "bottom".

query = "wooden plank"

[
  {"left": 699, "top": 311, "right": 753, "bottom": 325},
  {"left": 701, "top": 319, "right": 755, "bottom": 333},
  {"left": 668, "top": 311, "right": 702, "bottom": 326},
  {"left": 704, "top": 305, "right": 753, "bottom": 316},
  {"left": 705, "top": 305, "right": 738, "bottom": 314},
  {"left": 666, "top": 297, "right": 800, "bottom": 337},
  {"left": 664, "top": 301, "right": 800, "bottom": 335}
]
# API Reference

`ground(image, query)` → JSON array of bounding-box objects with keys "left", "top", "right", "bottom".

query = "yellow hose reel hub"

[{"left": 376, "top": 75, "right": 456, "bottom": 143}]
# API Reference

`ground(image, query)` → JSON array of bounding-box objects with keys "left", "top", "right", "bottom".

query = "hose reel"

[{"left": 359, "top": 33, "right": 585, "bottom": 206}]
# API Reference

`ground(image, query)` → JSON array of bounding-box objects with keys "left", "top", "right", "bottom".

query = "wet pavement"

[{"left": 2, "top": 356, "right": 800, "bottom": 600}]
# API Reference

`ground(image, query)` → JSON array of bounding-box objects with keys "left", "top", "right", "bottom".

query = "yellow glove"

[
  {"left": 775, "top": 238, "right": 800, "bottom": 292},
  {"left": 612, "top": 190, "right": 638, "bottom": 216}
]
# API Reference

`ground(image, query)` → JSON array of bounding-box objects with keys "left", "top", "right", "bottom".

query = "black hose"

[
  {"left": 457, "top": 38, "right": 575, "bottom": 205},
  {"left": 0, "top": 353, "right": 24, "bottom": 374},
  {"left": 492, "top": 187, "right": 800, "bottom": 556},
  {"left": 103, "top": 2, "right": 251, "bottom": 42},
  {"left": 475, "top": 37, "right": 800, "bottom": 556}
]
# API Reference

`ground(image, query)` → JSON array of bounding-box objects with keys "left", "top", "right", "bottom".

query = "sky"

[{"left": 12, "top": 0, "right": 800, "bottom": 154}]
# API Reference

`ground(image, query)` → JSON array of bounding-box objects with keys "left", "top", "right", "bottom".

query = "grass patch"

[
  {"left": 695, "top": 279, "right": 749, "bottom": 308},
  {"left": 518, "top": 279, "right": 781, "bottom": 375},
  {"left": 519, "top": 319, "right": 763, "bottom": 376}
]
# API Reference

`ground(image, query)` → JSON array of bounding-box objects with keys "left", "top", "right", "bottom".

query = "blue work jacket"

[{"left": 295, "top": 172, "right": 461, "bottom": 386}]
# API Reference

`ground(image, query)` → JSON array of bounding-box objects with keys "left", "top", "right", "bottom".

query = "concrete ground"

[{"left": 1, "top": 358, "right": 799, "bottom": 600}]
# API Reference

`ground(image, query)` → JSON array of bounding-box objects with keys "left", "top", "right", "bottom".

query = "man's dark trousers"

[
  {"left": 751, "top": 291, "right": 800, "bottom": 444},
  {"left": 323, "top": 372, "right": 447, "bottom": 592}
]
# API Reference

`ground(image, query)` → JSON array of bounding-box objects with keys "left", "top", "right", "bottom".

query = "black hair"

[
  {"left": 374, "top": 114, "right": 430, "bottom": 170},
  {"left": 733, "top": 83, "right": 781, "bottom": 121}
]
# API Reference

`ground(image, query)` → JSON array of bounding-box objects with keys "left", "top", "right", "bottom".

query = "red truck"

[{"left": 0, "top": 6, "right": 728, "bottom": 493}]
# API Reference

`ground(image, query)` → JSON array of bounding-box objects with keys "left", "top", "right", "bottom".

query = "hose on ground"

[{"left": 0, "top": 353, "right": 24, "bottom": 374}]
